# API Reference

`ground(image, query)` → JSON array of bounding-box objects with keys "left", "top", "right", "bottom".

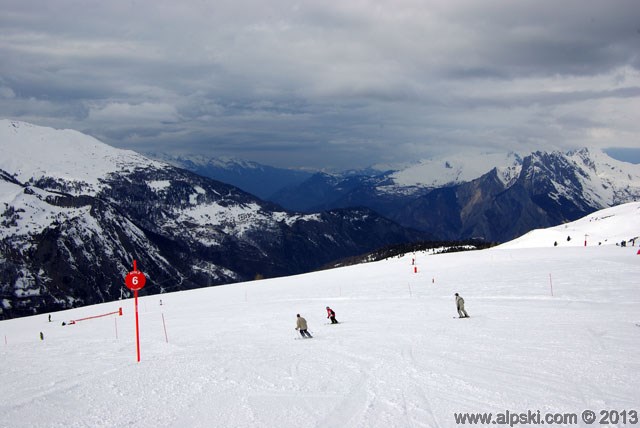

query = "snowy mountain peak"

[
  {"left": 549, "top": 147, "right": 640, "bottom": 207},
  {"left": 383, "top": 147, "right": 640, "bottom": 207},
  {"left": 388, "top": 151, "right": 523, "bottom": 188},
  {"left": 0, "top": 119, "right": 168, "bottom": 195}
]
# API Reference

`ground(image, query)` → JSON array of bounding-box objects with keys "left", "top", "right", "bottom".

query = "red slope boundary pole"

[
  {"left": 135, "top": 290, "right": 141, "bottom": 362},
  {"left": 72, "top": 308, "right": 123, "bottom": 323}
]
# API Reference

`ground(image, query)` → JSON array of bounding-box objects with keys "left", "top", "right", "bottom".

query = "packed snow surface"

[
  {"left": 1, "top": 204, "right": 639, "bottom": 427},
  {"left": 498, "top": 202, "right": 640, "bottom": 249}
]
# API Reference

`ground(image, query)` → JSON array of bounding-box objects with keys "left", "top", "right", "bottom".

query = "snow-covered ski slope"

[
  {"left": 498, "top": 202, "right": 640, "bottom": 249},
  {"left": 1, "top": 204, "right": 639, "bottom": 428}
]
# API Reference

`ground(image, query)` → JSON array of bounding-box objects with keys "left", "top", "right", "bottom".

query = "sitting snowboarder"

[
  {"left": 326, "top": 306, "right": 338, "bottom": 324},
  {"left": 455, "top": 293, "right": 470, "bottom": 318},
  {"left": 295, "top": 314, "right": 312, "bottom": 338}
]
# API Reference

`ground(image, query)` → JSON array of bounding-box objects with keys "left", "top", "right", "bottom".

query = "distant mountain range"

[
  {"left": 4, "top": 120, "right": 639, "bottom": 319},
  {"left": 0, "top": 120, "right": 427, "bottom": 319},
  {"left": 153, "top": 149, "right": 640, "bottom": 243},
  {"left": 143, "top": 153, "right": 314, "bottom": 200}
]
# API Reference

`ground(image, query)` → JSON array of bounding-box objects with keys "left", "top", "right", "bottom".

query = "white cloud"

[
  {"left": 88, "top": 102, "right": 179, "bottom": 123},
  {"left": 0, "top": 86, "right": 15, "bottom": 99}
]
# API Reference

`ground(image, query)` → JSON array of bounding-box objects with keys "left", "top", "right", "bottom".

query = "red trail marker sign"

[{"left": 125, "top": 260, "right": 146, "bottom": 362}]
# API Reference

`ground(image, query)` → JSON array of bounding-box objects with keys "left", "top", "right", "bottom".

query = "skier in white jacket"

[
  {"left": 295, "top": 314, "right": 312, "bottom": 338},
  {"left": 455, "top": 293, "right": 469, "bottom": 318}
]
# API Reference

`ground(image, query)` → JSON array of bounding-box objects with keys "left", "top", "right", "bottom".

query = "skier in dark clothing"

[{"left": 326, "top": 306, "right": 338, "bottom": 324}]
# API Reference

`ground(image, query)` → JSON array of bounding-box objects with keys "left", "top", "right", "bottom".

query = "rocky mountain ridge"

[
  {"left": 0, "top": 120, "right": 427, "bottom": 319},
  {"left": 270, "top": 148, "right": 640, "bottom": 241},
  {"left": 160, "top": 147, "right": 640, "bottom": 243}
]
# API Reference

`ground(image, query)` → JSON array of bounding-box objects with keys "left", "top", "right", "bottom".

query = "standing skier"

[
  {"left": 455, "top": 293, "right": 469, "bottom": 318},
  {"left": 326, "top": 306, "right": 338, "bottom": 324},
  {"left": 295, "top": 314, "right": 312, "bottom": 338}
]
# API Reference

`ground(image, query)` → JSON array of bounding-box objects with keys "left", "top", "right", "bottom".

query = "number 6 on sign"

[
  {"left": 125, "top": 260, "right": 146, "bottom": 291},
  {"left": 124, "top": 259, "right": 146, "bottom": 362}
]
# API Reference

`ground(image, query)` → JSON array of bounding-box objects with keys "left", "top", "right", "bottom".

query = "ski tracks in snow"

[{"left": 313, "top": 334, "right": 446, "bottom": 428}]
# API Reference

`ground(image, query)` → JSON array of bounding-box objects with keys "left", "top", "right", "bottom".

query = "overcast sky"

[{"left": 1, "top": 0, "right": 639, "bottom": 170}]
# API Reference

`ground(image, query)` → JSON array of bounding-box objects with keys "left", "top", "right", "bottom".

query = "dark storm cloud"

[
  {"left": 436, "top": 1, "right": 640, "bottom": 75},
  {"left": 1, "top": 0, "right": 639, "bottom": 169}
]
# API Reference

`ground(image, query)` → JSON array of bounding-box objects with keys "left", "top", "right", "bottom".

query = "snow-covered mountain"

[
  {"left": 0, "top": 120, "right": 427, "bottom": 319},
  {"left": 0, "top": 121, "right": 168, "bottom": 196},
  {"left": 151, "top": 147, "right": 640, "bottom": 242},
  {"left": 386, "top": 151, "right": 523, "bottom": 190},
  {"left": 1, "top": 203, "right": 638, "bottom": 427},
  {"left": 271, "top": 148, "right": 640, "bottom": 242}
]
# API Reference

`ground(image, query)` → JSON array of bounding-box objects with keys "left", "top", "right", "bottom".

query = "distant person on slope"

[
  {"left": 455, "top": 293, "right": 469, "bottom": 318},
  {"left": 295, "top": 314, "right": 312, "bottom": 338},
  {"left": 326, "top": 306, "right": 339, "bottom": 324}
]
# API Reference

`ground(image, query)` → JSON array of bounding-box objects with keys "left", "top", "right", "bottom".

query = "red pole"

[
  {"left": 549, "top": 274, "right": 554, "bottom": 297},
  {"left": 135, "top": 290, "right": 141, "bottom": 362},
  {"left": 115, "top": 317, "right": 119, "bottom": 340},
  {"left": 72, "top": 309, "right": 122, "bottom": 323}
]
